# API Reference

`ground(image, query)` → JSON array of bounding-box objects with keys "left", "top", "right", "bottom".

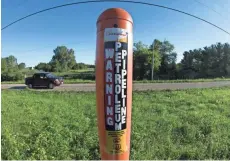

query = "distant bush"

[
  {"left": 1, "top": 72, "right": 24, "bottom": 82},
  {"left": 57, "top": 70, "right": 96, "bottom": 80},
  {"left": 67, "top": 73, "right": 95, "bottom": 80}
]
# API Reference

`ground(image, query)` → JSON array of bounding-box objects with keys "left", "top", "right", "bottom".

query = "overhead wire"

[
  {"left": 193, "top": 0, "right": 222, "bottom": 16},
  {"left": 1, "top": 0, "right": 230, "bottom": 35}
]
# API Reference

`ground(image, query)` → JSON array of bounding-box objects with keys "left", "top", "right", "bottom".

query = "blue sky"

[{"left": 2, "top": 0, "right": 230, "bottom": 67}]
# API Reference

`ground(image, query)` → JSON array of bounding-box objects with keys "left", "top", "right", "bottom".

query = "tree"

[
  {"left": 223, "top": 43, "right": 230, "bottom": 76},
  {"left": 133, "top": 48, "right": 152, "bottom": 80},
  {"left": 35, "top": 62, "right": 52, "bottom": 72},
  {"left": 6, "top": 55, "right": 18, "bottom": 68},
  {"left": 87, "top": 64, "right": 95, "bottom": 69},
  {"left": 133, "top": 42, "right": 161, "bottom": 80},
  {"left": 149, "top": 39, "right": 162, "bottom": 80},
  {"left": 179, "top": 50, "right": 198, "bottom": 79},
  {"left": 78, "top": 63, "right": 87, "bottom": 69},
  {"left": 159, "top": 40, "right": 174, "bottom": 55},
  {"left": 50, "top": 46, "right": 76, "bottom": 72},
  {"left": 1, "top": 55, "right": 26, "bottom": 82},
  {"left": 134, "top": 41, "right": 148, "bottom": 51},
  {"left": 133, "top": 40, "right": 177, "bottom": 80},
  {"left": 157, "top": 40, "right": 178, "bottom": 79},
  {"left": 1, "top": 55, "right": 18, "bottom": 72},
  {"left": 179, "top": 42, "right": 230, "bottom": 79},
  {"left": 18, "top": 63, "right": 26, "bottom": 70},
  {"left": 1, "top": 58, "right": 7, "bottom": 72},
  {"left": 49, "top": 60, "right": 62, "bottom": 72}
]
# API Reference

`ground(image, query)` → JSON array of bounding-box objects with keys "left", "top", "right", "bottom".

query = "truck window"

[
  {"left": 34, "top": 74, "right": 40, "bottom": 78},
  {"left": 40, "top": 74, "right": 44, "bottom": 79},
  {"left": 34, "top": 74, "right": 45, "bottom": 79},
  {"left": 47, "top": 73, "right": 55, "bottom": 78}
]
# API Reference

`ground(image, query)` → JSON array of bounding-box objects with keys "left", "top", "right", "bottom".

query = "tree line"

[
  {"left": 1, "top": 41, "right": 230, "bottom": 82},
  {"left": 1, "top": 55, "right": 26, "bottom": 72},
  {"left": 179, "top": 43, "right": 230, "bottom": 79},
  {"left": 34, "top": 46, "right": 95, "bottom": 72},
  {"left": 1, "top": 46, "right": 94, "bottom": 81},
  {"left": 133, "top": 40, "right": 230, "bottom": 80},
  {"left": 1, "top": 55, "right": 28, "bottom": 81}
]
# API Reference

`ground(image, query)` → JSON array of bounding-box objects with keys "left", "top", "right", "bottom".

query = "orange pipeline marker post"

[{"left": 96, "top": 8, "right": 133, "bottom": 160}]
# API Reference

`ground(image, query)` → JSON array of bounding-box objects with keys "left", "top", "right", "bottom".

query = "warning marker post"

[{"left": 96, "top": 8, "right": 133, "bottom": 160}]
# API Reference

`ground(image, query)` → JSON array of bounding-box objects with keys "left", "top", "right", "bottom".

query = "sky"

[{"left": 1, "top": 0, "right": 230, "bottom": 67}]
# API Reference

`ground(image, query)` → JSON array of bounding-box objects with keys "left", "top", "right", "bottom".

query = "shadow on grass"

[
  {"left": 9, "top": 86, "right": 27, "bottom": 89},
  {"left": 9, "top": 86, "right": 52, "bottom": 90}
]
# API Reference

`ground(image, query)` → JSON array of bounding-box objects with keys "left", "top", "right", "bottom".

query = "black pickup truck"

[{"left": 25, "top": 72, "right": 64, "bottom": 89}]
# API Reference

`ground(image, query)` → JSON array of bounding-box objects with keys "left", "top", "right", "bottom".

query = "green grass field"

[{"left": 2, "top": 88, "right": 230, "bottom": 160}]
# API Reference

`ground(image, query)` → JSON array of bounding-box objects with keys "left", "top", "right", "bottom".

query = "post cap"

[{"left": 97, "top": 8, "right": 133, "bottom": 24}]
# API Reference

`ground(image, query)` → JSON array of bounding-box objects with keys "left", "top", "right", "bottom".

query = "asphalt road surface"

[{"left": 2, "top": 81, "right": 230, "bottom": 91}]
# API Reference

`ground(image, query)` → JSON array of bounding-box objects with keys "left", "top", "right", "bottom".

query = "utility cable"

[{"left": 1, "top": 0, "right": 230, "bottom": 36}]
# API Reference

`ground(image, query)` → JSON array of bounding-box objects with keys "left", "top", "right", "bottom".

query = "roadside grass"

[
  {"left": 1, "top": 79, "right": 95, "bottom": 84},
  {"left": 53, "top": 69, "right": 94, "bottom": 76},
  {"left": 2, "top": 77, "right": 230, "bottom": 84},
  {"left": 133, "top": 77, "right": 230, "bottom": 83},
  {"left": 2, "top": 87, "right": 230, "bottom": 160},
  {"left": 1, "top": 81, "right": 26, "bottom": 84}
]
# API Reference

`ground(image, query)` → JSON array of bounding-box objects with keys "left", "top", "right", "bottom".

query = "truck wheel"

[
  {"left": 48, "top": 83, "right": 54, "bottom": 89},
  {"left": 28, "top": 84, "right": 33, "bottom": 89}
]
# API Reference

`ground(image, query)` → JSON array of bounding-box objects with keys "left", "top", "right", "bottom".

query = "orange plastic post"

[{"left": 96, "top": 8, "right": 133, "bottom": 160}]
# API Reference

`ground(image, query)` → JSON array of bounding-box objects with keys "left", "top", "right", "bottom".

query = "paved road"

[{"left": 2, "top": 81, "right": 230, "bottom": 91}]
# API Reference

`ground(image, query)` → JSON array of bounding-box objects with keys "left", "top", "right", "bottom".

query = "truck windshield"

[{"left": 46, "top": 73, "right": 56, "bottom": 78}]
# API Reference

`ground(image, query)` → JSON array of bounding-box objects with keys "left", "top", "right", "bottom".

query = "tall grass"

[{"left": 2, "top": 88, "right": 230, "bottom": 159}]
